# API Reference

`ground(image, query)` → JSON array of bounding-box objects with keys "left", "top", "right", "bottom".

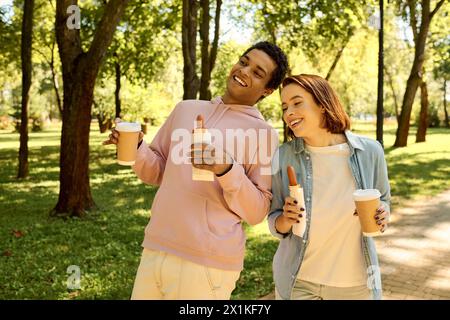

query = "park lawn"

[{"left": 0, "top": 121, "right": 449, "bottom": 299}]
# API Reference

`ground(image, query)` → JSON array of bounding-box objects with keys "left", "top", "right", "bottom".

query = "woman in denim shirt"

[{"left": 268, "top": 74, "right": 391, "bottom": 300}]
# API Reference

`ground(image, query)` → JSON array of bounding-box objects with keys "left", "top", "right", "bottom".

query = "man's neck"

[{"left": 221, "top": 92, "right": 254, "bottom": 106}]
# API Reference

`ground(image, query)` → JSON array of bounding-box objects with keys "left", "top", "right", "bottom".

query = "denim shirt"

[{"left": 268, "top": 130, "right": 391, "bottom": 300}]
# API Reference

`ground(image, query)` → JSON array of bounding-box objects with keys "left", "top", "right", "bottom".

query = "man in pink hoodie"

[{"left": 104, "top": 41, "right": 288, "bottom": 299}]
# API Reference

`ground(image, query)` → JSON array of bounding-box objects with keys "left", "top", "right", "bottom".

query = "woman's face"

[{"left": 281, "top": 83, "right": 325, "bottom": 138}]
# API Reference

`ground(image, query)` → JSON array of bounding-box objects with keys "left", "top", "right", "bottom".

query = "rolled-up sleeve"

[
  {"left": 374, "top": 142, "right": 391, "bottom": 214},
  {"left": 268, "top": 148, "right": 290, "bottom": 239}
]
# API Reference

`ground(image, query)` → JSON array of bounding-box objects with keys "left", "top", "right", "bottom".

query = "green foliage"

[
  {"left": 99, "top": 0, "right": 181, "bottom": 85},
  {"left": 92, "top": 51, "right": 183, "bottom": 128},
  {"left": 86, "top": 0, "right": 182, "bottom": 125},
  {"left": 430, "top": 6, "right": 450, "bottom": 82},
  {"left": 120, "top": 81, "right": 178, "bottom": 125},
  {"left": 210, "top": 41, "right": 247, "bottom": 98},
  {"left": 0, "top": 1, "right": 20, "bottom": 69},
  {"left": 0, "top": 2, "right": 20, "bottom": 119},
  {"left": 235, "top": 0, "right": 371, "bottom": 66}
]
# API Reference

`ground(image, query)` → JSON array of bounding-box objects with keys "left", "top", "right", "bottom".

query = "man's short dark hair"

[{"left": 242, "top": 41, "right": 289, "bottom": 90}]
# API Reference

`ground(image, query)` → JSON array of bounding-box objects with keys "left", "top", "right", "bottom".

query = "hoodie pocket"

[
  {"left": 147, "top": 189, "right": 213, "bottom": 254},
  {"left": 203, "top": 199, "right": 245, "bottom": 256}
]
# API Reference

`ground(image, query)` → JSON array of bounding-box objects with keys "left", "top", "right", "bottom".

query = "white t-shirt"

[{"left": 297, "top": 143, "right": 367, "bottom": 287}]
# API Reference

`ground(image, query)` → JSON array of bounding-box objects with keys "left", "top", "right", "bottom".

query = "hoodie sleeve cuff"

[
  {"left": 135, "top": 140, "right": 151, "bottom": 163},
  {"left": 268, "top": 211, "right": 290, "bottom": 239},
  {"left": 380, "top": 200, "right": 390, "bottom": 215},
  {"left": 215, "top": 161, "right": 244, "bottom": 192}
]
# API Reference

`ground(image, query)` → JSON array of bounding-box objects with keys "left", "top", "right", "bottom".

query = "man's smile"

[{"left": 232, "top": 75, "right": 248, "bottom": 87}]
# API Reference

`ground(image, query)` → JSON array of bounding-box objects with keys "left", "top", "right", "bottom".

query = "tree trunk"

[
  {"left": 394, "top": 0, "right": 445, "bottom": 147},
  {"left": 52, "top": 0, "right": 129, "bottom": 218},
  {"left": 444, "top": 79, "right": 449, "bottom": 128},
  {"left": 199, "top": 0, "right": 222, "bottom": 100},
  {"left": 415, "top": 78, "right": 428, "bottom": 142},
  {"left": 384, "top": 65, "right": 399, "bottom": 124},
  {"left": 394, "top": 67, "right": 423, "bottom": 147},
  {"left": 114, "top": 52, "right": 121, "bottom": 118},
  {"left": 376, "top": 0, "right": 384, "bottom": 147},
  {"left": 182, "top": 0, "right": 199, "bottom": 100},
  {"left": 94, "top": 100, "right": 110, "bottom": 133},
  {"left": 97, "top": 115, "right": 112, "bottom": 133},
  {"left": 209, "top": 0, "right": 221, "bottom": 97},
  {"left": 18, "top": 0, "right": 34, "bottom": 179},
  {"left": 199, "top": 0, "right": 210, "bottom": 100}
]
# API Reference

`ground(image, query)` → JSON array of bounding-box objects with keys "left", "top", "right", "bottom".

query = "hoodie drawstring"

[
  {"left": 204, "top": 99, "right": 230, "bottom": 129},
  {"left": 209, "top": 106, "right": 230, "bottom": 128}
]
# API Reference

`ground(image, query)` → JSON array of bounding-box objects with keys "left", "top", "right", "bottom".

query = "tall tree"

[
  {"left": 182, "top": 0, "right": 199, "bottom": 99},
  {"left": 18, "top": 0, "right": 34, "bottom": 179},
  {"left": 430, "top": 8, "right": 450, "bottom": 127},
  {"left": 52, "top": 0, "right": 129, "bottom": 217},
  {"left": 199, "top": 0, "right": 222, "bottom": 100},
  {"left": 394, "top": 0, "right": 446, "bottom": 147},
  {"left": 434, "top": 57, "right": 450, "bottom": 127},
  {"left": 415, "top": 67, "right": 429, "bottom": 142},
  {"left": 384, "top": 65, "right": 400, "bottom": 123},
  {"left": 383, "top": 4, "right": 411, "bottom": 124},
  {"left": 34, "top": 0, "right": 62, "bottom": 116},
  {"left": 443, "top": 79, "right": 449, "bottom": 127},
  {"left": 113, "top": 51, "right": 121, "bottom": 118},
  {"left": 376, "top": 0, "right": 385, "bottom": 146},
  {"left": 181, "top": 0, "right": 222, "bottom": 100},
  {"left": 98, "top": 0, "right": 180, "bottom": 122}
]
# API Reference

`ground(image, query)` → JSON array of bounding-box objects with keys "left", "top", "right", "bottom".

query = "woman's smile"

[{"left": 288, "top": 118, "right": 303, "bottom": 129}]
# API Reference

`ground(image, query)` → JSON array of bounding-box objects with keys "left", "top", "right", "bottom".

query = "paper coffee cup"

[
  {"left": 353, "top": 189, "right": 382, "bottom": 237},
  {"left": 116, "top": 122, "right": 141, "bottom": 165}
]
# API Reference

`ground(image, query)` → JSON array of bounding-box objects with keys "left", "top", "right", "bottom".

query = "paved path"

[
  {"left": 375, "top": 189, "right": 450, "bottom": 300},
  {"left": 260, "top": 189, "right": 450, "bottom": 300}
]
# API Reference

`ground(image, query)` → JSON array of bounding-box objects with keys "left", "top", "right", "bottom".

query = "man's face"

[{"left": 224, "top": 49, "right": 277, "bottom": 106}]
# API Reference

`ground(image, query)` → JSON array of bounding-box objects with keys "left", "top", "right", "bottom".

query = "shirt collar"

[{"left": 293, "top": 130, "right": 365, "bottom": 154}]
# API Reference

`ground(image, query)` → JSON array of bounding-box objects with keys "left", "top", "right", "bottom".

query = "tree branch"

[
  {"left": 34, "top": 46, "right": 52, "bottom": 66},
  {"left": 430, "top": 0, "right": 446, "bottom": 19},
  {"left": 407, "top": 0, "right": 418, "bottom": 43},
  {"left": 86, "top": 0, "right": 130, "bottom": 72},
  {"left": 325, "top": 32, "right": 351, "bottom": 80}
]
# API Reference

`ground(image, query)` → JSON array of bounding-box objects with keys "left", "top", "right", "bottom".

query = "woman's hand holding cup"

[{"left": 354, "top": 204, "right": 390, "bottom": 233}]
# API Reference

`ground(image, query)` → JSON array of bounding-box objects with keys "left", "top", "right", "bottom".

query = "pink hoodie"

[{"left": 132, "top": 97, "right": 279, "bottom": 271}]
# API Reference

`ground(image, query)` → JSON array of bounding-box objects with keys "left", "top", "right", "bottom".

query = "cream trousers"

[
  {"left": 131, "top": 248, "right": 241, "bottom": 300},
  {"left": 276, "top": 279, "right": 372, "bottom": 300}
]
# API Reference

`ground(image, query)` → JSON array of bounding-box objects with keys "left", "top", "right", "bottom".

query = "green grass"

[
  {"left": 351, "top": 122, "right": 450, "bottom": 208},
  {"left": 0, "top": 121, "right": 449, "bottom": 299}
]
